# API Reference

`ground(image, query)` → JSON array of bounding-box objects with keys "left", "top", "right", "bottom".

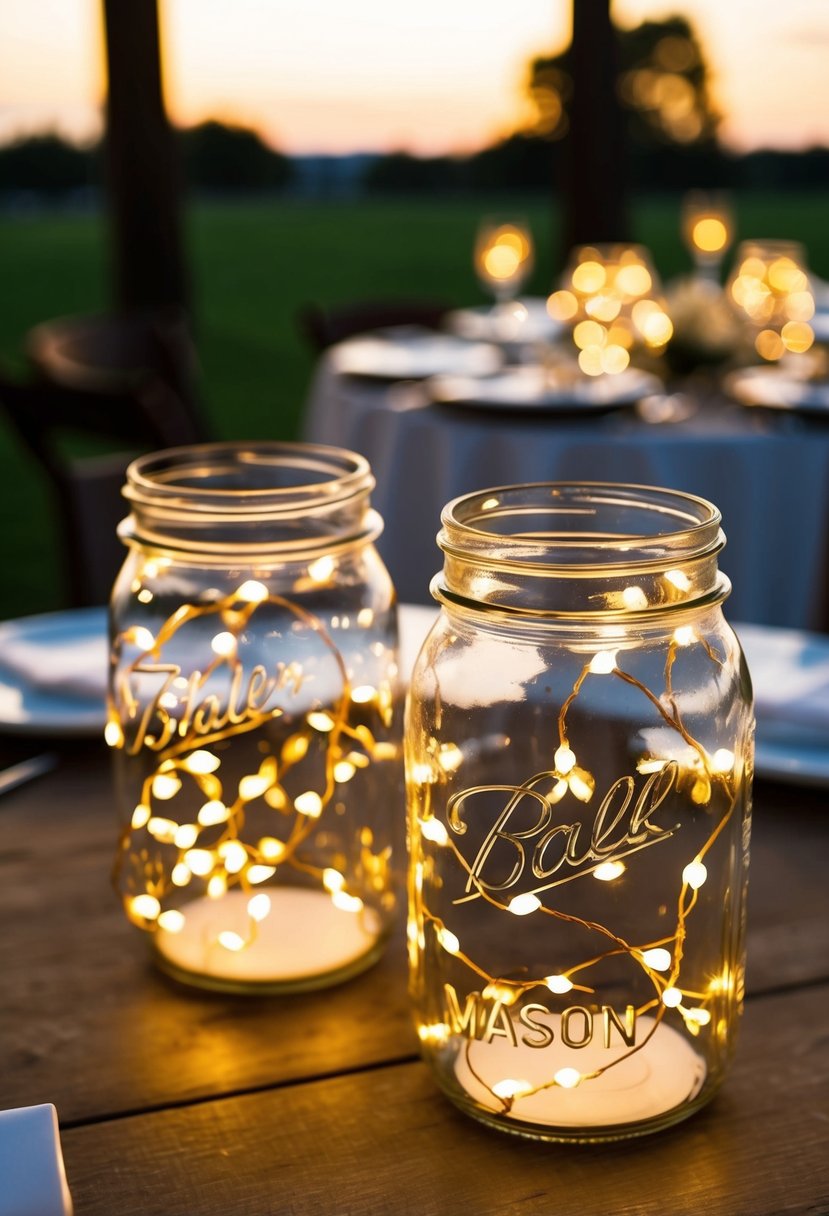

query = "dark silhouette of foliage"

[
  {"left": 178, "top": 120, "right": 292, "bottom": 192},
  {"left": 0, "top": 134, "right": 97, "bottom": 195},
  {"left": 363, "top": 152, "right": 464, "bottom": 193},
  {"left": 463, "top": 134, "right": 559, "bottom": 191},
  {"left": 526, "top": 14, "right": 725, "bottom": 190}
]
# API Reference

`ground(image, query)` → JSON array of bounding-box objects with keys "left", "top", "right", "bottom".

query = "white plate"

[
  {"left": 0, "top": 607, "right": 108, "bottom": 736},
  {"left": 445, "top": 298, "right": 564, "bottom": 345},
  {"left": 735, "top": 621, "right": 829, "bottom": 787},
  {"left": 428, "top": 364, "right": 662, "bottom": 412},
  {"left": 725, "top": 366, "right": 829, "bottom": 414},
  {"left": 331, "top": 329, "right": 502, "bottom": 381},
  {"left": 2, "top": 605, "right": 826, "bottom": 790}
]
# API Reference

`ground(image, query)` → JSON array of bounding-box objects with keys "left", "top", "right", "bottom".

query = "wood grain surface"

[
  {"left": 60, "top": 982, "right": 829, "bottom": 1216},
  {"left": 2, "top": 747, "right": 827, "bottom": 1215}
]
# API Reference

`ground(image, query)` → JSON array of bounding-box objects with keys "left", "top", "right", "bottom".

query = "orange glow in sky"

[{"left": 0, "top": 0, "right": 828, "bottom": 155}]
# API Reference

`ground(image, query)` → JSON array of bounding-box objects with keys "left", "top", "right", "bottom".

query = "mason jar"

[
  {"left": 108, "top": 441, "right": 402, "bottom": 993},
  {"left": 405, "top": 482, "right": 753, "bottom": 1141}
]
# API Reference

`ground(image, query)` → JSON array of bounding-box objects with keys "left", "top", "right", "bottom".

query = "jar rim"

[
  {"left": 440, "top": 482, "right": 721, "bottom": 560},
  {"left": 124, "top": 441, "right": 374, "bottom": 518},
  {"left": 435, "top": 482, "right": 729, "bottom": 619}
]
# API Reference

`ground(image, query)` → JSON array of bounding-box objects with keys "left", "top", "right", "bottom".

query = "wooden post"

[
  {"left": 560, "top": 0, "right": 631, "bottom": 264},
  {"left": 101, "top": 0, "right": 189, "bottom": 312}
]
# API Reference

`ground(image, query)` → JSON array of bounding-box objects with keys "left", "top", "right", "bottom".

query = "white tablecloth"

[{"left": 302, "top": 354, "right": 829, "bottom": 630}]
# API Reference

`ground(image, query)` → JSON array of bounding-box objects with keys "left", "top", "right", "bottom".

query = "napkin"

[
  {"left": 0, "top": 632, "right": 107, "bottom": 701},
  {"left": 0, "top": 1104, "right": 73, "bottom": 1216},
  {"left": 735, "top": 622, "right": 829, "bottom": 737}
]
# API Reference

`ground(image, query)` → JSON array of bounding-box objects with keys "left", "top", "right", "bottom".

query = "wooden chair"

[{"left": 0, "top": 308, "right": 208, "bottom": 607}]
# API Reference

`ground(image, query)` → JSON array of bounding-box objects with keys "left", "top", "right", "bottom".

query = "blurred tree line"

[
  {"left": 366, "top": 16, "right": 829, "bottom": 194},
  {"left": 0, "top": 120, "right": 293, "bottom": 199},
  {"left": 2, "top": 15, "right": 829, "bottom": 200}
]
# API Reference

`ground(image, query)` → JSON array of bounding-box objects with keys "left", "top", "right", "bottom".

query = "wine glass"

[
  {"left": 474, "top": 217, "right": 534, "bottom": 310},
  {"left": 725, "top": 239, "right": 816, "bottom": 367},
  {"left": 681, "top": 191, "right": 734, "bottom": 283}
]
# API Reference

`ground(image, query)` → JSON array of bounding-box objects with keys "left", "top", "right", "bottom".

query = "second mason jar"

[
  {"left": 108, "top": 442, "right": 402, "bottom": 993},
  {"left": 405, "top": 482, "right": 753, "bottom": 1141}
]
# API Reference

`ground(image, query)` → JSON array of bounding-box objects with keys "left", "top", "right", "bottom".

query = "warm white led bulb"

[
  {"left": 236, "top": 579, "right": 268, "bottom": 603},
  {"left": 198, "top": 800, "right": 229, "bottom": 827},
  {"left": 295, "top": 790, "right": 323, "bottom": 818},
  {"left": 105, "top": 721, "right": 124, "bottom": 748},
  {"left": 211, "top": 631, "right": 236, "bottom": 658},
  {"left": 152, "top": 773, "right": 181, "bottom": 801},
  {"left": 218, "top": 931, "right": 245, "bottom": 952},
  {"left": 238, "top": 773, "right": 272, "bottom": 801},
  {"left": 351, "top": 685, "right": 376, "bottom": 704},
  {"left": 641, "top": 948, "right": 672, "bottom": 972},
  {"left": 622, "top": 585, "right": 648, "bottom": 611},
  {"left": 420, "top": 818, "right": 449, "bottom": 846},
  {"left": 173, "top": 824, "right": 199, "bottom": 850},
  {"left": 711, "top": 748, "right": 735, "bottom": 774},
  {"left": 589, "top": 650, "right": 617, "bottom": 675},
  {"left": 246, "top": 865, "right": 276, "bottom": 884},
  {"left": 683, "top": 860, "right": 708, "bottom": 890},
  {"left": 247, "top": 893, "right": 271, "bottom": 922},
  {"left": 594, "top": 860, "right": 625, "bottom": 882},
  {"left": 554, "top": 745, "right": 576, "bottom": 774},
  {"left": 182, "top": 750, "right": 221, "bottom": 775},
  {"left": 554, "top": 1068, "right": 581, "bottom": 1089},
  {"left": 130, "top": 894, "right": 161, "bottom": 921},
  {"left": 332, "top": 890, "right": 363, "bottom": 913},
  {"left": 507, "top": 893, "right": 541, "bottom": 916},
  {"left": 665, "top": 569, "right": 691, "bottom": 592},
  {"left": 157, "top": 909, "right": 185, "bottom": 933},
  {"left": 545, "top": 974, "right": 574, "bottom": 994},
  {"left": 308, "top": 555, "right": 336, "bottom": 583},
  {"left": 219, "top": 841, "right": 248, "bottom": 874},
  {"left": 492, "top": 1079, "right": 532, "bottom": 1100},
  {"left": 184, "top": 848, "right": 214, "bottom": 877},
  {"left": 673, "top": 625, "right": 696, "bottom": 647},
  {"left": 437, "top": 927, "right": 460, "bottom": 954},
  {"left": 323, "top": 868, "right": 345, "bottom": 892}
]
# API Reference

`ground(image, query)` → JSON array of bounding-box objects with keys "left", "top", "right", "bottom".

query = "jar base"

[
  {"left": 150, "top": 887, "right": 388, "bottom": 994},
  {"left": 444, "top": 1084, "right": 718, "bottom": 1144},
  {"left": 435, "top": 1015, "right": 710, "bottom": 1142}
]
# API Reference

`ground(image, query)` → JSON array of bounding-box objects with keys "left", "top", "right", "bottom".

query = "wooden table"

[{"left": 2, "top": 740, "right": 828, "bottom": 1215}]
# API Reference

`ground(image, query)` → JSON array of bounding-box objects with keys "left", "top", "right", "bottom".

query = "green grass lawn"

[{"left": 0, "top": 190, "right": 827, "bottom": 617}]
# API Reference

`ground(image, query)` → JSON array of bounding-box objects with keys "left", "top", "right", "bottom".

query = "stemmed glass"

[
  {"left": 474, "top": 217, "right": 534, "bottom": 310},
  {"left": 681, "top": 191, "right": 734, "bottom": 283}
]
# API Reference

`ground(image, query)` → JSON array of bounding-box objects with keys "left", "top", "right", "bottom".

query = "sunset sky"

[{"left": 1, "top": 0, "right": 828, "bottom": 156}]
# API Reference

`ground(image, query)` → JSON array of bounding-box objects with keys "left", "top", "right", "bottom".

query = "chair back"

[{"left": 0, "top": 308, "right": 209, "bottom": 607}]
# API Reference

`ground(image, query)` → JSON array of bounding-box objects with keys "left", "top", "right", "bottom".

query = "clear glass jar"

[
  {"left": 405, "top": 483, "right": 753, "bottom": 1142},
  {"left": 108, "top": 442, "right": 402, "bottom": 993}
]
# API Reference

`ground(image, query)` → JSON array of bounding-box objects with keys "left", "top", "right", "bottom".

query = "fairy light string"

[
  {"left": 109, "top": 566, "right": 396, "bottom": 957},
  {"left": 413, "top": 613, "right": 742, "bottom": 1114}
]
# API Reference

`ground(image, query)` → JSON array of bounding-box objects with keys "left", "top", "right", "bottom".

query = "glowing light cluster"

[
  {"left": 548, "top": 244, "right": 673, "bottom": 376},
  {"left": 111, "top": 572, "right": 397, "bottom": 972},
  {"left": 412, "top": 597, "right": 745, "bottom": 1120},
  {"left": 474, "top": 220, "right": 534, "bottom": 302},
  {"left": 728, "top": 243, "right": 815, "bottom": 361}
]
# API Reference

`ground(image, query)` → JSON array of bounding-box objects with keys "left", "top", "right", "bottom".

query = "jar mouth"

[
  {"left": 121, "top": 441, "right": 381, "bottom": 559},
  {"left": 435, "top": 483, "right": 729, "bottom": 618},
  {"left": 124, "top": 441, "right": 374, "bottom": 517}
]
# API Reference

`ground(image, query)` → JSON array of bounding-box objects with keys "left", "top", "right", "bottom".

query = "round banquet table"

[{"left": 301, "top": 349, "right": 829, "bottom": 630}]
